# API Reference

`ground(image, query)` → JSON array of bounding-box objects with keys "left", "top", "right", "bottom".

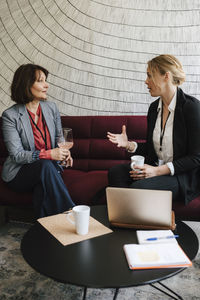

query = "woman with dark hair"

[
  {"left": 1, "top": 64, "right": 75, "bottom": 218},
  {"left": 107, "top": 54, "right": 200, "bottom": 205}
]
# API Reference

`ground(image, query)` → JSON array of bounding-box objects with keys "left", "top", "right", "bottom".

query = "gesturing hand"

[{"left": 107, "top": 125, "right": 128, "bottom": 148}]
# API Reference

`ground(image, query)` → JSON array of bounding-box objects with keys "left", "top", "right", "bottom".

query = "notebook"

[
  {"left": 106, "top": 187, "right": 176, "bottom": 230},
  {"left": 123, "top": 243, "right": 192, "bottom": 270}
]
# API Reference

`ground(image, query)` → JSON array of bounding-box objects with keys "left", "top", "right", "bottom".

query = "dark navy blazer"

[{"left": 137, "top": 88, "right": 200, "bottom": 204}]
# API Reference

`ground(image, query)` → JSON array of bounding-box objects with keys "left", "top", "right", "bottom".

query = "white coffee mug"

[
  {"left": 67, "top": 205, "right": 90, "bottom": 235},
  {"left": 130, "top": 155, "right": 145, "bottom": 170}
]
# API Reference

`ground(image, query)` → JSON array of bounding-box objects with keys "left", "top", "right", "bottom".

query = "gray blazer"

[{"left": 1, "top": 101, "right": 62, "bottom": 182}]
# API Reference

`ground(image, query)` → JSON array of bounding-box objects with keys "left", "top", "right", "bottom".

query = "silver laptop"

[{"left": 106, "top": 187, "right": 173, "bottom": 229}]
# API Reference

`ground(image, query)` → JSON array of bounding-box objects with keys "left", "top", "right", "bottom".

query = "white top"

[
  {"left": 129, "top": 90, "right": 177, "bottom": 175},
  {"left": 153, "top": 90, "right": 177, "bottom": 175}
]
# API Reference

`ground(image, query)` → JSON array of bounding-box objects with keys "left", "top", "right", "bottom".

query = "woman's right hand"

[
  {"left": 51, "top": 147, "right": 69, "bottom": 161},
  {"left": 107, "top": 125, "right": 128, "bottom": 148}
]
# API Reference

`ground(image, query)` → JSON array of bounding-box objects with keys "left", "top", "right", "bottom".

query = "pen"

[{"left": 146, "top": 235, "right": 179, "bottom": 241}]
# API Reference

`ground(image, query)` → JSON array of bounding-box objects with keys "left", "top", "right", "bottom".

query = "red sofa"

[{"left": 0, "top": 116, "right": 200, "bottom": 221}]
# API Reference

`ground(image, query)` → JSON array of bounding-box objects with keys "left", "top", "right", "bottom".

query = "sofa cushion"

[
  {"left": 63, "top": 116, "right": 147, "bottom": 171},
  {"left": 0, "top": 169, "right": 32, "bottom": 206},
  {"left": 173, "top": 197, "right": 200, "bottom": 220},
  {"left": 62, "top": 169, "right": 108, "bottom": 205}
]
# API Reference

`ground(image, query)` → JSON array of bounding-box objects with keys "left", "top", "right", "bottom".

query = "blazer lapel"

[
  {"left": 18, "top": 105, "right": 35, "bottom": 150},
  {"left": 173, "top": 88, "right": 187, "bottom": 160}
]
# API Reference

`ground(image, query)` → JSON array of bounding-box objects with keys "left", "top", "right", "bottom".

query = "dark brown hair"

[{"left": 11, "top": 64, "right": 49, "bottom": 104}]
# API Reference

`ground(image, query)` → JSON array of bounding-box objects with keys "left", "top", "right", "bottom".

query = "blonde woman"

[{"left": 107, "top": 54, "right": 200, "bottom": 204}]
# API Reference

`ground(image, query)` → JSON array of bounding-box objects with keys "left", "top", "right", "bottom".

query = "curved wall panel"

[{"left": 0, "top": 0, "right": 200, "bottom": 115}]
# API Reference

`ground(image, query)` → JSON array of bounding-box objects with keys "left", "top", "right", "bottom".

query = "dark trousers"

[
  {"left": 7, "top": 160, "right": 75, "bottom": 218},
  {"left": 108, "top": 163, "right": 180, "bottom": 202}
]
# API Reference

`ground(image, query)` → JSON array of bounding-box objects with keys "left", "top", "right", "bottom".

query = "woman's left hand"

[
  {"left": 65, "top": 150, "right": 73, "bottom": 167},
  {"left": 129, "top": 164, "right": 158, "bottom": 180}
]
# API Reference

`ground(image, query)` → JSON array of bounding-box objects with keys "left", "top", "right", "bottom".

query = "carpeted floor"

[{"left": 0, "top": 220, "right": 200, "bottom": 300}]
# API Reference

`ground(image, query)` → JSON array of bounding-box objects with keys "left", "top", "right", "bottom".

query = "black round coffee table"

[{"left": 21, "top": 205, "right": 199, "bottom": 300}]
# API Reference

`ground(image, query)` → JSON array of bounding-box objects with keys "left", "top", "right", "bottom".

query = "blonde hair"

[{"left": 147, "top": 54, "right": 185, "bottom": 86}]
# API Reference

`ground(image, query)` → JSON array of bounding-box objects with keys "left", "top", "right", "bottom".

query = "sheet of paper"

[{"left": 136, "top": 230, "right": 178, "bottom": 244}]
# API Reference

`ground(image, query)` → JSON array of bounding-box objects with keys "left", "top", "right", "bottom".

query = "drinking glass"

[{"left": 57, "top": 128, "right": 74, "bottom": 167}]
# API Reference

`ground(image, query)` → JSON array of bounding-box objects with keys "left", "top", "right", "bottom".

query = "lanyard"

[
  {"left": 159, "top": 104, "right": 170, "bottom": 152},
  {"left": 28, "top": 111, "right": 47, "bottom": 150}
]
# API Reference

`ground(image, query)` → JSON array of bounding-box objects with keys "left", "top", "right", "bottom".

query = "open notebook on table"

[{"left": 123, "top": 230, "right": 192, "bottom": 270}]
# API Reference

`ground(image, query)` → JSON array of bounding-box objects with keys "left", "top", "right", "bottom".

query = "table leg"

[
  {"left": 82, "top": 287, "right": 119, "bottom": 300},
  {"left": 82, "top": 287, "right": 87, "bottom": 300},
  {"left": 113, "top": 288, "right": 119, "bottom": 300},
  {"left": 150, "top": 281, "right": 183, "bottom": 300}
]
